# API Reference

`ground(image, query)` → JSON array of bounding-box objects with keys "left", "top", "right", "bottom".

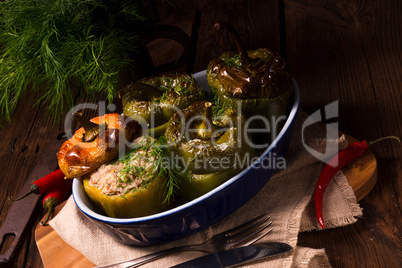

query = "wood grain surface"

[
  {"left": 35, "top": 205, "right": 95, "bottom": 268},
  {"left": 0, "top": 0, "right": 400, "bottom": 267}
]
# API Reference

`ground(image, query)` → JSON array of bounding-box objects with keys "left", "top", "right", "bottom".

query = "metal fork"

[{"left": 98, "top": 213, "right": 273, "bottom": 268}]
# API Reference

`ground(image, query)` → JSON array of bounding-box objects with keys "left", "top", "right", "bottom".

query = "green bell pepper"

[
  {"left": 121, "top": 73, "right": 205, "bottom": 138},
  {"left": 82, "top": 136, "right": 178, "bottom": 218},
  {"left": 165, "top": 101, "right": 253, "bottom": 200},
  {"left": 83, "top": 175, "right": 170, "bottom": 218},
  {"left": 207, "top": 22, "right": 293, "bottom": 147}
]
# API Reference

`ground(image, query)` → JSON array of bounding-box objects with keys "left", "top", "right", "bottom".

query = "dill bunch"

[{"left": 0, "top": 0, "right": 154, "bottom": 125}]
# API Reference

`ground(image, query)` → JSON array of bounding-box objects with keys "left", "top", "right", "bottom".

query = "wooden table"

[{"left": 0, "top": 1, "right": 400, "bottom": 267}]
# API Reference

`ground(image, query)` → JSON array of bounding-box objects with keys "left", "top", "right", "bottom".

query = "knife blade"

[{"left": 171, "top": 242, "right": 292, "bottom": 268}]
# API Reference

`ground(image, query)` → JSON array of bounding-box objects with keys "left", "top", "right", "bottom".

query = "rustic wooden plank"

[
  {"left": 350, "top": 0, "right": 402, "bottom": 240},
  {"left": 0, "top": 90, "right": 106, "bottom": 268},
  {"left": 1, "top": 1, "right": 400, "bottom": 267},
  {"left": 0, "top": 94, "right": 65, "bottom": 268},
  {"left": 35, "top": 203, "right": 95, "bottom": 268},
  {"left": 284, "top": 0, "right": 401, "bottom": 267},
  {"left": 194, "top": 0, "right": 282, "bottom": 72}
]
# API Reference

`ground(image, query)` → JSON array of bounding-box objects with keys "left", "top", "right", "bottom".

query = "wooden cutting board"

[{"left": 35, "top": 136, "right": 378, "bottom": 268}]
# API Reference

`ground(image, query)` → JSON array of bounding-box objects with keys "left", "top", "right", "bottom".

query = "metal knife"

[
  {"left": 0, "top": 132, "right": 64, "bottom": 264},
  {"left": 171, "top": 242, "right": 292, "bottom": 268},
  {"left": 0, "top": 179, "right": 42, "bottom": 264}
]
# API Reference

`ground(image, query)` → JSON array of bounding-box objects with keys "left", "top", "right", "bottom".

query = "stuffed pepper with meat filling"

[
  {"left": 83, "top": 136, "right": 183, "bottom": 218},
  {"left": 207, "top": 22, "right": 293, "bottom": 146},
  {"left": 120, "top": 73, "right": 205, "bottom": 138},
  {"left": 57, "top": 113, "right": 141, "bottom": 179},
  {"left": 165, "top": 101, "right": 254, "bottom": 201}
]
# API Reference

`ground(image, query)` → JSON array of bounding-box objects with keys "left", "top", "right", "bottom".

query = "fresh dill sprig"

[
  {"left": 151, "top": 136, "right": 187, "bottom": 204},
  {"left": 115, "top": 136, "right": 187, "bottom": 204},
  {"left": 0, "top": 0, "right": 153, "bottom": 126},
  {"left": 211, "top": 95, "right": 234, "bottom": 116},
  {"left": 158, "top": 74, "right": 201, "bottom": 102},
  {"left": 223, "top": 54, "right": 243, "bottom": 68}
]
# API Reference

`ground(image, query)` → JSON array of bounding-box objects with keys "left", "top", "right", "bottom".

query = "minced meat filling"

[{"left": 89, "top": 144, "right": 158, "bottom": 196}]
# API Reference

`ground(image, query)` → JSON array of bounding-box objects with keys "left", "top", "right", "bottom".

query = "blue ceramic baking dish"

[{"left": 72, "top": 70, "right": 300, "bottom": 246}]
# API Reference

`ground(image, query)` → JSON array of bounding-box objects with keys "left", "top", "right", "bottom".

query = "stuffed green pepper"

[
  {"left": 207, "top": 22, "right": 293, "bottom": 146},
  {"left": 83, "top": 136, "right": 181, "bottom": 218},
  {"left": 120, "top": 73, "right": 204, "bottom": 138},
  {"left": 165, "top": 101, "right": 254, "bottom": 200}
]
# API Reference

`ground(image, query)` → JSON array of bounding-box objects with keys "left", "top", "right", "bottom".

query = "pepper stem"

[
  {"left": 40, "top": 197, "right": 60, "bottom": 226},
  {"left": 214, "top": 22, "right": 250, "bottom": 62},
  {"left": 73, "top": 112, "right": 106, "bottom": 142},
  {"left": 368, "top": 135, "right": 400, "bottom": 146},
  {"left": 8, "top": 184, "right": 39, "bottom": 201},
  {"left": 197, "top": 102, "right": 214, "bottom": 140}
]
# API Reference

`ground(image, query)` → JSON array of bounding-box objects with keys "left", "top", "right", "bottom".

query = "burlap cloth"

[{"left": 50, "top": 112, "right": 363, "bottom": 267}]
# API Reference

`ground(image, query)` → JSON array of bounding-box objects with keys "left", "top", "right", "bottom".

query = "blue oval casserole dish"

[{"left": 72, "top": 70, "right": 300, "bottom": 246}]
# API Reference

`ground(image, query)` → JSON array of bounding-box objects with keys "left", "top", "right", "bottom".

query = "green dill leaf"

[
  {"left": 112, "top": 135, "right": 189, "bottom": 204},
  {"left": 152, "top": 136, "right": 189, "bottom": 204},
  {"left": 0, "top": 0, "right": 155, "bottom": 126},
  {"left": 211, "top": 95, "right": 233, "bottom": 116},
  {"left": 223, "top": 54, "right": 243, "bottom": 68}
]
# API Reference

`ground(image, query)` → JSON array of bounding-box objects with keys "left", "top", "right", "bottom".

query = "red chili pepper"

[
  {"left": 9, "top": 169, "right": 66, "bottom": 201},
  {"left": 40, "top": 177, "right": 73, "bottom": 226},
  {"left": 314, "top": 136, "right": 400, "bottom": 230}
]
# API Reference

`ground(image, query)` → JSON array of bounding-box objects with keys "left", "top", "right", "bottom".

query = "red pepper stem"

[
  {"left": 40, "top": 197, "right": 60, "bottom": 226},
  {"left": 368, "top": 135, "right": 400, "bottom": 146},
  {"left": 8, "top": 184, "right": 40, "bottom": 201}
]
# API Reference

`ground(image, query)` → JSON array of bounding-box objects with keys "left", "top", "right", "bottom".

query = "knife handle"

[{"left": 0, "top": 180, "right": 42, "bottom": 263}]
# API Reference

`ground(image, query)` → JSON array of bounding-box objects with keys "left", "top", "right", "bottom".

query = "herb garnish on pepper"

[
  {"left": 83, "top": 136, "right": 185, "bottom": 218},
  {"left": 120, "top": 73, "right": 205, "bottom": 137}
]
